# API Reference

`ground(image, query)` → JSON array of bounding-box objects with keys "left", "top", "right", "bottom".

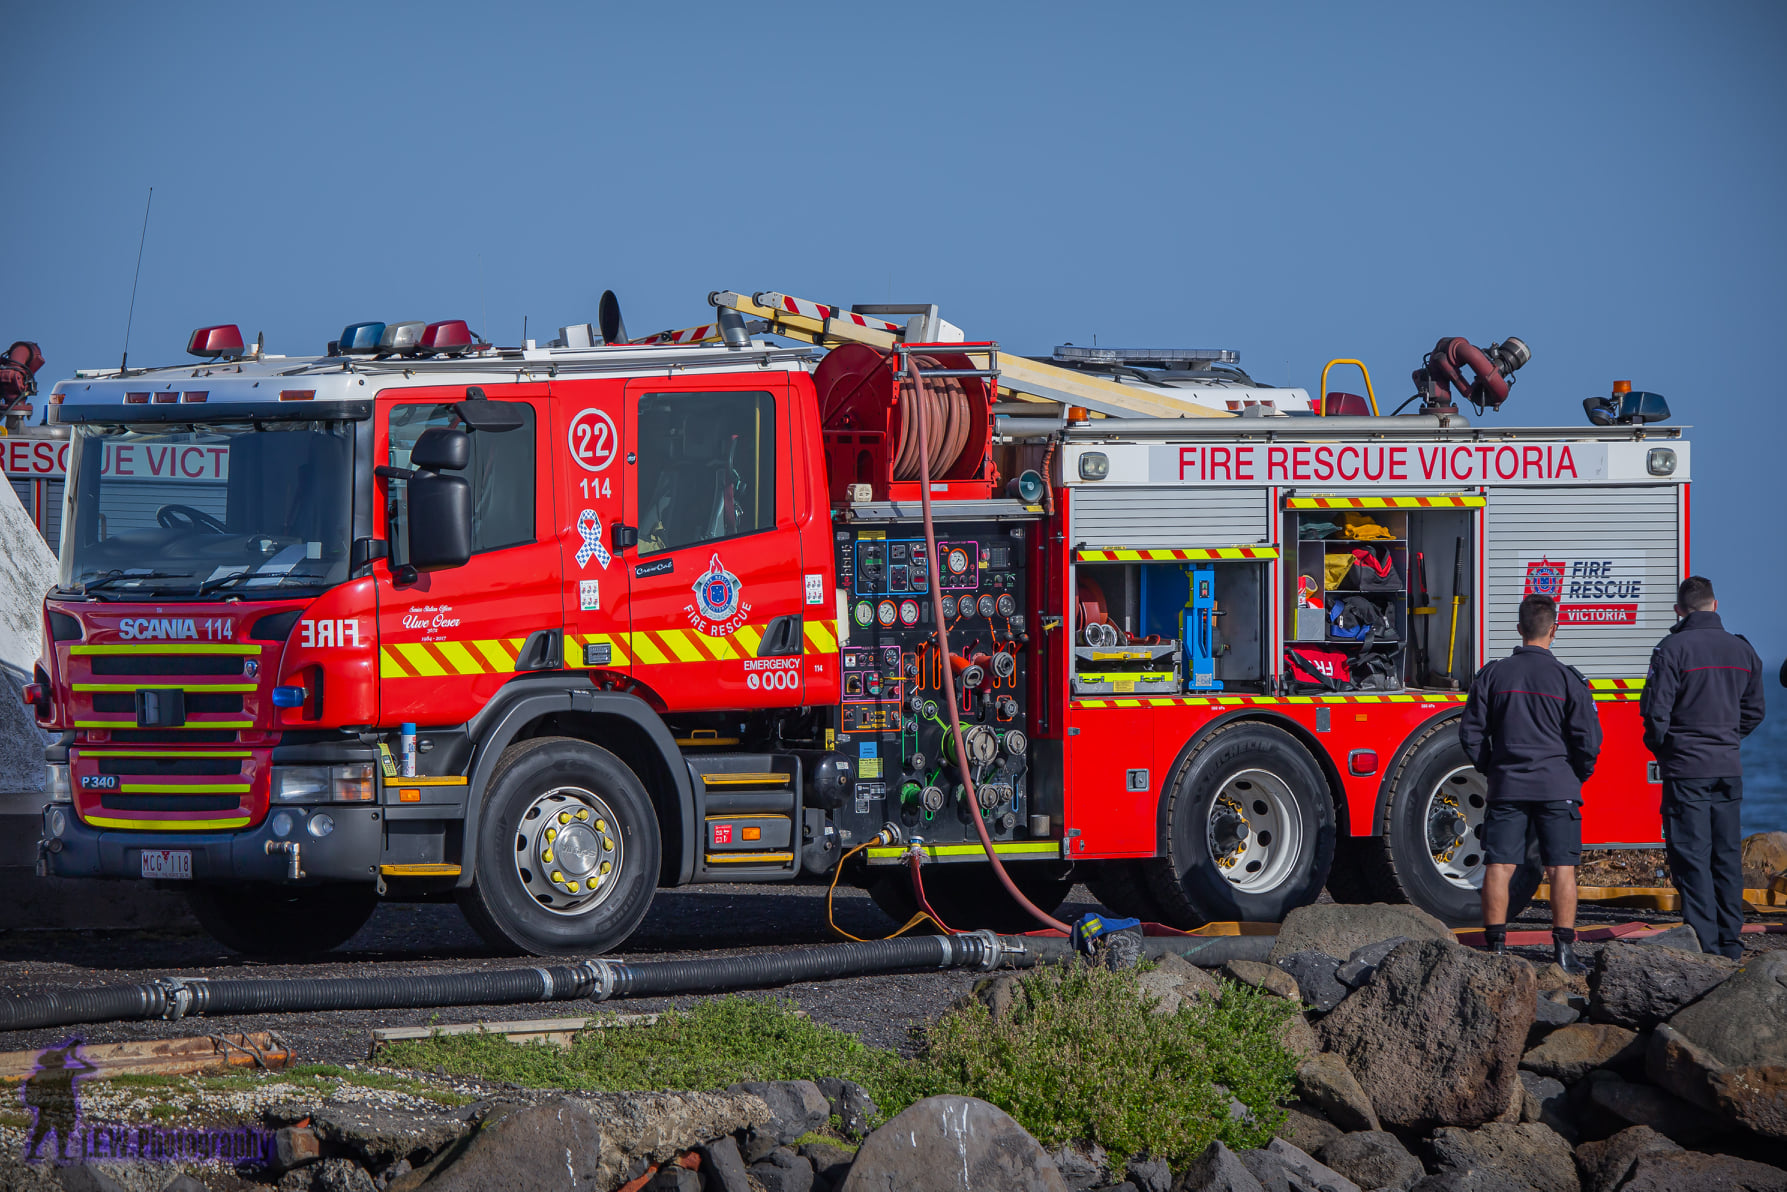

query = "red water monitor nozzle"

[{"left": 1412, "top": 336, "right": 1530, "bottom": 415}]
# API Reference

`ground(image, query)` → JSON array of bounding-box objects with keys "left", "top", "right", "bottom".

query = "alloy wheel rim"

[
  {"left": 1424, "top": 765, "right": 1489, "bottom": 890},
  {"left": 1206, "top": 768, "right": 1303, "bottom": 893},
  {"left": 514, "top": 786, "right": 624, "bottom": 916}
]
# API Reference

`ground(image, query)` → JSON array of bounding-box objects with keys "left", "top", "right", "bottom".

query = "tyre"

[
  {"left": 186, "top": 884, "right": 378, "bottom": 958},
  {"left": 1085, "top": 860, "right": 1172, "bottom": 923},
  {"left": 1144, "top": 722, "right": 1336, "bottom": 927},
  {"left": 456, "top": 736, "right": 660, "bottom": 956},
  {"left": 1378, "top": 723, "right": 1541, "bottom": 927},
  {"left": 868, "top": 861, "right": 1076, "bottom": 933}
]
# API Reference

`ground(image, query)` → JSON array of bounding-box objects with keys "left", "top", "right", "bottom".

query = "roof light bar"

[
  {"left": 1052, "top": 345, "right": 1239, "bottom": 367},
  {"left": 187, "top": 325, "right": 246, "bottom": 359},
  {"left": 338, "top": 322, "right": 386, "bottom": 355},
  {"left": 279, "top": 390, "right": 316, "bottom": 401},
  {"left": 419, "top": 320, "right": 472, "bottom": 356},
  {"left": 378, "top": 322, "right": 425, "bottom": 357}
]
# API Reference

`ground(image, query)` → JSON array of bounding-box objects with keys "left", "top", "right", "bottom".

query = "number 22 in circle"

[{"left": 569, "top": 408, "right": 617, "bottom": 473}]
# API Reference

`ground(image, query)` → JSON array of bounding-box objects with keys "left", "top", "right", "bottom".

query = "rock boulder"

[
  {"left": 1317, "top": 1131, "right": 1424, "bottom": 1192},
  {"left": 1294, "top": 1052, "right": 1379, "bottom": 1132},
  {"left": 1223, "top": 958, "right": 1302, "bottom": 1001},
  {"left": 1317, "top": 940, "right": 1536, "bottom": 1131},
  {"left": 1136, "top": 951, "right": 1222, "bottom": 1013},
  {"left": 1423, "top": 1122, "right": 1580, "bottom": 1192},
  {"left": 1275, "top": 951, "right": 1349, "bottom": 1012},
  {"left": 1588, "top": 941, "right": 1736, "bottom": 1028},
  {"left": 1520, "top": 1024, "right": 1646, "bottom": 1083},
  {"left": 1268, "top": 903, "right": 1454, "bottom": 964},
  {"left": 1646, "top": 950, "right": 1787, "bottom": 1139},
  {"left": 840, "top": 1095, "right": 1068, "bottom": 1192}
]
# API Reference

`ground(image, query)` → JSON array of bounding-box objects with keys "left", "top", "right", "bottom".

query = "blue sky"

[{"left": 5, "top": 1, "right": 1785, "bottom": 660}]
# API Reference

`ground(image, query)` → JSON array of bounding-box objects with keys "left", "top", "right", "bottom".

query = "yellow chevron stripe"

[
  {"left": 699, "top": 634, "right": 739, "bottom": 661},
  {"left": 380, "top": 649, "right": 407, "bottom": 679},
  {"left": 432, "top": 640, "right": 482, "bottom": 675},
  {"left": 395, "top": 643, "right": 447, "bottom": 677},
  {"left": 474, "top": 639, "right": 517, "bottom": 671},
  {"left": 733, "top": 625, "right": 763, "bottom": 656},
  {"left": 804, "top": 620, "right": 837, "bottom": 653},
  {"left": 655, "top": 629, "right": 705, "bottom": 663},
  {"left": 629, "top": 632, "right": 671, "bottom": 666}
]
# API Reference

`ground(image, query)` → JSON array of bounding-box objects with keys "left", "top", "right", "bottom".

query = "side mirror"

[
  {"left": 410, "top": 427, "right": 469, "bottom": 472},
  {"left": 406, "top": 472, "right": 473, "bottom": 572}
]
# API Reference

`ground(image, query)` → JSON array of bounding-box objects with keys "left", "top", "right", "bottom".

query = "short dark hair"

[
  {"left": 1519, "top": 594, "right": 1558, "bottom": 641},
  {"left": 1677, "top": 576, "right": 1715, "bottom": 611}
]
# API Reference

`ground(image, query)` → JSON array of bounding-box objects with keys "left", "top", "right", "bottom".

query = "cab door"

[
  {"left": 550, "top": 377, "right": 632, "bottom": 679},
  {"left": 374, "top": 385, "right": 559, "bottom": 726},
  {"left": 615, "top": 376, "right": 806, "bottom": 710}
]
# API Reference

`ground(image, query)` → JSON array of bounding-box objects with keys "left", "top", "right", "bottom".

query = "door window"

[
  {"left": 387, "top": 402, "right": 535, "bottom": 566},
  {"left": 635, "top": 391, "right": 776, "bottom": 557}
]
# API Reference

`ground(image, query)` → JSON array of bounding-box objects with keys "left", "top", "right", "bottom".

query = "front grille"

[
  {"left": 106, "top": 730, "right": 238, "bottom": 743},
  {"left": 96, "top": 757, "right": 241, "bottom": 776},
  {"left": 90, "top": 692, "right": 245, "bottom": 714},
  {"left": 91, "top": 655, "right": 245, "bottom": 677},
  {"left": 101, "top": 794, "right": 240, "bottom": 812}
]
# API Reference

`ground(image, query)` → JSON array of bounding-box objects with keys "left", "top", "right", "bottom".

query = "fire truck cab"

[{"left": 28, "top": 305, "right": 1688, "bottom": 956}]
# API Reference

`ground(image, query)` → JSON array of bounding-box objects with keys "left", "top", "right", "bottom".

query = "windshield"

[{"left": 58, "top": 421, "right": 355, "bottom": 599}]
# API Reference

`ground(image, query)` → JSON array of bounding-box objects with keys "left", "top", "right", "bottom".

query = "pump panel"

[{"left": 832, "top": 517, "right": 1036, "bottom": 851}]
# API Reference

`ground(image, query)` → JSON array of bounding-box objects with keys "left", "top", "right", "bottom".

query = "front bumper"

[{"left": 38, "top": 802, "right": 382, "bottom": 884}]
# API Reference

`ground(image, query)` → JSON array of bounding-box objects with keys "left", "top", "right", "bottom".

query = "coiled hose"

[{"left": 0, "top": 933, "right": 1015, "bottom": 1032}]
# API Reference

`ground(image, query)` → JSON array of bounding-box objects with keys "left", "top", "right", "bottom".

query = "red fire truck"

[{"left": 27, "top": 295, "right": 1687, "bottom": 956}]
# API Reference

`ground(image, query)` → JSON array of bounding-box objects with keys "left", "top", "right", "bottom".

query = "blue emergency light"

[
  {"left": 338, "top": 322, "right": 386, "bottom": 355},
  {"left": 270, "top": 686, "right": 308, "bottom": 708}
]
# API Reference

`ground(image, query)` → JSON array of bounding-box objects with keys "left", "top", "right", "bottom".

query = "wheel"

[
  {"left": 1144, "top": 722, "right": 1336, "bottom": 927},
  {"left": 456, "top": 737, "right": 660, "bottom": 956},
  {"left": 186, "top": 884, "right": 377, "bottom": 958},
  {"left": 1379, "top": 723, "right": 1542, "bottom": 927},
  {"left": 1085, "top": 860, "right": 1172, "bottom": 923},
  {"left": 868, "top": 862, "right": 1075, "bottom": 933},
  {"left": 1324, "top": 833, "right": 1395, "bottom": 903}
]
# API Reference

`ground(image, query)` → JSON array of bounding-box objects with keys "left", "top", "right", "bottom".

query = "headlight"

[
  {"left": 45, "top": 763, "right": 71, "bottom": 803},
  {"left": 271, "top": 763, "right": 376, "bottom": 803},
  {"left": 44, "top": 806, "right": 68, "bottom": 838},
  {"left": 1647, "top": 448, "right": 1676, "bottom": 476}
]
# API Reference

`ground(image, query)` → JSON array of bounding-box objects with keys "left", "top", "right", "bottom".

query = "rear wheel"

[
  {"left": 187, "top": 884, "right": 378, "bottom": 958},
  {"left": 868, "top": 861, "right": 1076, "bottom": 933},
  {"left": 457, "top": 737, "right": 659, "bottom": 956},
  {"left": 1145, "top": 722, "right": 1336, "bottom": 927},
  {"left": 1378, "top": 724, "right": 1541, "bottom": 927}
]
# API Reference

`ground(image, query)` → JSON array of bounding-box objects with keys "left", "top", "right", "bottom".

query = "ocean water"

[{"left": 1740, "top": 700, "right": 1787, "bottom": 834}]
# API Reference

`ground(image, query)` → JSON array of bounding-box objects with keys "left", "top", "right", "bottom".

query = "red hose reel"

[{"left": 813, "top": 342, "right": 996, "bottom": 502}]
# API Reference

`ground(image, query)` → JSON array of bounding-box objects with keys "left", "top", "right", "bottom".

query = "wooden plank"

[
  {"left": 369, "top": 1014, "right": 661, "bottom": 1056},
  {"left": 0, "top": 1033, "right": 290, "bottom": 1084}
]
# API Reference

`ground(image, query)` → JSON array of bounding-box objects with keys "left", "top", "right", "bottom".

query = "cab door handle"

[
  {"left": 610, "top": 524, "right": 638, "bottom": 552},
  {"left": 758, "top": 615, "right": 804, "bottom": 658}
]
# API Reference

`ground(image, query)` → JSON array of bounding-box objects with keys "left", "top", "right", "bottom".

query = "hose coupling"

[
  {"left": 265, "top": 840, "right": 304, "bottom": 880},
  {"left": 152, "top": 976, "right": 209, "bottom": 1021},
  {"left": 875, "top": 823, "right": 903, "bottom": 847},
  {"left": 575, "top": 959, "right": 620, "bottom": 1002},
  {"left": 959, "top": 929, "right": 1022, "bottom": 971}
]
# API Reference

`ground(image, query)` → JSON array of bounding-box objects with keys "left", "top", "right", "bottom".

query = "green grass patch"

[{"left": 381, "top": 964, "right": 1296, "bottom": 1165}]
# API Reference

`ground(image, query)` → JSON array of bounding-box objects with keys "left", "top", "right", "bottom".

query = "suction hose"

[
  {"left": 0, "top": 933, "right": 1275, "bottom": 1032},
  {"left": 0, "top": 933, "right": 1019, "bottom": 1033},
  {"left": 907, "top": 357, "right": 1072, "bottom": 935}
]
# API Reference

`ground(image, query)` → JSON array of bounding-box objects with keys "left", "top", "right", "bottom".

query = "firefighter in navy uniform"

[
  {"left": 1641, "top": 576, "right": 1765, "bottom": 960},
  {"left": 1459, "top": 593, "right": 1603, "bottom": 973}
]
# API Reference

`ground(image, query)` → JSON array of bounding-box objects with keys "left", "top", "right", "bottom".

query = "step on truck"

[{"left": 27, "top": 298, "right": 1687, "bottom": 955}]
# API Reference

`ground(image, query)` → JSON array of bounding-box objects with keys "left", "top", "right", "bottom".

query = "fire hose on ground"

[{"left": 0, "top": 933, "right": 1275, "bottom": 1032}]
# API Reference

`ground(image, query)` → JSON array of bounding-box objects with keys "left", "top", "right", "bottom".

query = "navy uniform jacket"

[
  {"left": 1640, "top": 610, "right": 1764, "bottom": 780},
  {"left": 1458, "top": 645, "right": 1603, "bottom": 803}
]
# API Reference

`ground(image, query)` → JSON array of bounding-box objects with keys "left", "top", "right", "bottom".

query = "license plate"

[{"left": 140, "top": 849, "right": 192, "bottom": 880}]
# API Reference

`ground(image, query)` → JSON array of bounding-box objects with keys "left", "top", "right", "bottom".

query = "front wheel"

[
  {"left": 1145, "top": 722, "right": 1336, "bottom": 927},
  {"left": 1377, "top": 724, "right": 1541, "bottom": 927},
  {"left": 187, "top": 884, "right": 378, "bottom": 958},
  {"left": 456, "top": 737, "right": 660, "bottom": 956}
]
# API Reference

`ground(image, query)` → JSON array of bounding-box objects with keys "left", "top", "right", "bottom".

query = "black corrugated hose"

[
  {"left": 0, "top": 932, "right": 1017, "bottom": 1032},
  {"left": 0, "top": 931, "right": 1275, "bottom": 1032}
]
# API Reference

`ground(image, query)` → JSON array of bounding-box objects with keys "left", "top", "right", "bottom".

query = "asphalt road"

[{"left": 0, "top": 882, "right": 1778, "bottom": 1069}]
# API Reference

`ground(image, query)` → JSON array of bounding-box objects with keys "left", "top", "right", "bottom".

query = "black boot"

[
  {"left": 1553, "top": 928, "right": 1588, "bottom": 975},
  {"left": 1484, "top": 924, "right": 1508, "bottom": 955}
]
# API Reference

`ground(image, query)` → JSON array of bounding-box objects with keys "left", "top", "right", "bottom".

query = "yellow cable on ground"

[{"left": 825, "top": 842, "right": 942, "bottom": 942}]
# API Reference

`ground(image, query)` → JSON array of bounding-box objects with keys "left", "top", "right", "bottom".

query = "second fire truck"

[{"left": 28, "top": 292, "right": 1687, "bottom": 955}]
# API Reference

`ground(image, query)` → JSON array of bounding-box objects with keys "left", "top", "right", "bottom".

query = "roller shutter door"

[
  {"left": 1486, "top": 486, "right": 1679, "bottom": 677},
  {"left": 1071, "top": 486, "right": 1270, "bottom": 548}
]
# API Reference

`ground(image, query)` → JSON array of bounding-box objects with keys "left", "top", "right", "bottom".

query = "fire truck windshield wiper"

[{"left": 80, "top": 570, "right": 195, "bottom": 595}]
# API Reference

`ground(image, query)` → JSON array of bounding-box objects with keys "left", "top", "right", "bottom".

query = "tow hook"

[{"left": 265, "top": 840, "right": 304, "bottom": 880}]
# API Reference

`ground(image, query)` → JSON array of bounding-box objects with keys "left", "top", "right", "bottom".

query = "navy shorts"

[{"left": 1483, "top": 800, "right": 1582, "bottom": 867}]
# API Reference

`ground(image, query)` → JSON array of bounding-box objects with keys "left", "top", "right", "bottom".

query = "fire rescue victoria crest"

[{"left": 687, "top": 554, "right": 751, "bottom": 636}]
